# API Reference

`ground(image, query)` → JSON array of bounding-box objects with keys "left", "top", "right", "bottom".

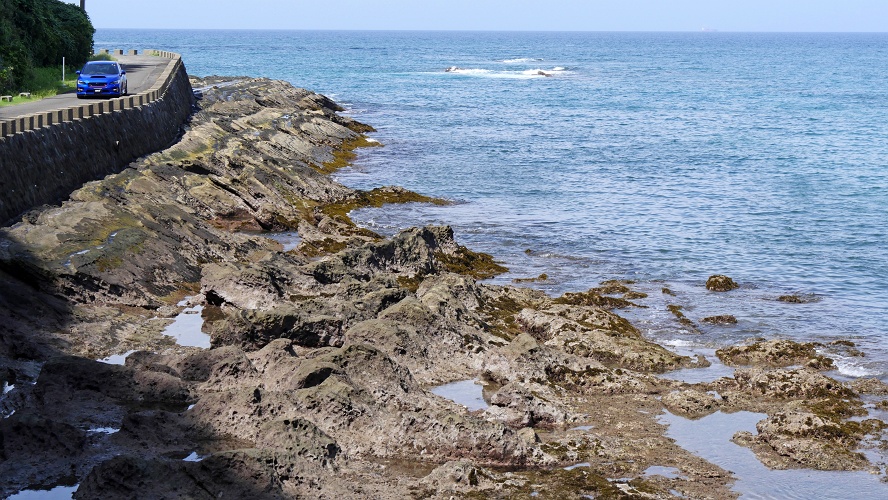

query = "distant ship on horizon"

[{"left": 701, "top": 27, "right": 719, "bottom": 32}]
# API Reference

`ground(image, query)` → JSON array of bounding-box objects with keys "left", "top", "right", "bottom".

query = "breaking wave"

[
  {"left": 501, "top": 57, "right": 544, "bottom": 63},
  {"left": 833, "top": 356, "right": 881, "bottom": 377},
  {"left": 443, "top": 66, "right": 567, "bottom": 79}
]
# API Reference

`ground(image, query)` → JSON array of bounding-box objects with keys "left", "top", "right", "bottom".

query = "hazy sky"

[{"left": 65, "top": 0, "right": 888, "bottom": 31}]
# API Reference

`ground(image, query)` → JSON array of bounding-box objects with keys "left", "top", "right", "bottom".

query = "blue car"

[{"left": 76, "top": 61, "right": 127, "bottom": 98}]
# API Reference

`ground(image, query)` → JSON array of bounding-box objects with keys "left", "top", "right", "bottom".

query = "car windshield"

[{"left": 82, "top": 63, "right": 119, "bottom": 75}]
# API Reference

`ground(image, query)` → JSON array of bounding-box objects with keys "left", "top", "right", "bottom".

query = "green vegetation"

[
  {"left": 88, "top": 53, "right": 115, "bottom": 62},
  {"left": 0, "top": 0, "right": 94, "bottom": 94},
  {"left": 0, "top": 67, "right": 76, "bottom": 107}
]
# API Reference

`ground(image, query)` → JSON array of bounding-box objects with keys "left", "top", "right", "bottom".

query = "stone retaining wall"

[{"left": 0, "top": 51, "right": 194, "bottom": 225}]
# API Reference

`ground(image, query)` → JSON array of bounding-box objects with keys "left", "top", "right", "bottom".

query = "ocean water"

[{"left": 94, "top": 30, "right": 888, "bottom": 379}]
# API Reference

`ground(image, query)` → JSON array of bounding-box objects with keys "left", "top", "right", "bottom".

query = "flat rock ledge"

[{"left": 1, "top": 77, "right": 886, "bottom": 499}]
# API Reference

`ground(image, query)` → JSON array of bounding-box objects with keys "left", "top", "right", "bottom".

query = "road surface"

[{"left": 0, "top": 54, "right": 171, "bottom": 120}]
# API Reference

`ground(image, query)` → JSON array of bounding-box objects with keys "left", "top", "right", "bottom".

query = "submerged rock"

[
  {"left": 701, "top": 314, "right": 738, "bottom": 325},
  {"left": 716, "top": 339, "right": 834, "bottom": 370},
  {"left": 733, "top": 409, "right": 881, "bottom": 471},
  {"left": 731, "top": 367, "right": 853, "bottom": 400},
  {"left": 706, "top": 275, "right": 739, "bottom": 292},
  {"left": 777, "top": 294, "right": 819, "bottom": 304}
]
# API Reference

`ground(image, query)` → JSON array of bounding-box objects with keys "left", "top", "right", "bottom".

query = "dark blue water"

[{"left": 95, "top": 30, "right": 888, "bottom": 377}]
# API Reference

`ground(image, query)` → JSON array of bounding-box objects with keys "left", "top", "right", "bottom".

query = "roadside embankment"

[{"left": 0, "top": 52, "right": 193, "bottom": 225}]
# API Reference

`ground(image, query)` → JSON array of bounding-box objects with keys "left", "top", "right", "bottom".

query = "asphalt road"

[{"left": 0, "top": 55, "right": 171, "bottom": 120}]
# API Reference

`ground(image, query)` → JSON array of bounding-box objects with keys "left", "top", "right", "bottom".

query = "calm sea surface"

[{"left": 96, "top": 30, "right": 888, "bottom": 379}]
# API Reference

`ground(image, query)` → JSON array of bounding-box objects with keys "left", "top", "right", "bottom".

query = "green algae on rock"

[
  {"left": 2, "top": 76, "right": 885, "bottom": 499},
  {"left": 716, "top": 339, "right": 834, "bottom": 370},
  {"left": 701, "top": 314, "right": 738, "bottom": 325},
  {"left": 706, "top": 274, "right": 739, "bottom": 291}
]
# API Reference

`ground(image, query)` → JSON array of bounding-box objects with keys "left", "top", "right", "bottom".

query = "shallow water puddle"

[
  {"left": 1, "top": 382, "right": 15, "bottom": 419},
  {"left": 564, "top": 462, "right": 591, "bottom": 471},
  {"left": 242, "top": 230, "right": 302, "bottom": 252},
  {"left": 162, "top": 304, "right": 210, "bottom": 349},
  {"left": 643, "top": 465, "right": 683, "bottom": 479},
  {"left": 97, "top": 350, "right": 137, "bottom": 365},
  {"left": 63, "top": 232, "right": 120, "bottom": 268},
  {"left": 86, "top": 427, "right": 119, "bottom": 435},
  {"left": 658, "top": 347, "right": 736, "bottom": 384},
  {"left": 183, "top": 451, "right": 204, "bottom": 462},
  {"left": 661, "top": 410, "right": 888, "bottom": 499},
  {"left": 430, "top": 379, "right": 488, "bottom": 411},
  {"left": 658, "top": 362, "right": 735, "bottom": 384},
  {"left": 262, "top": 231, "right": 301, "bottom": 252},
  {"left": 7, "top": 484, "right": 78, "bottom": 499}
]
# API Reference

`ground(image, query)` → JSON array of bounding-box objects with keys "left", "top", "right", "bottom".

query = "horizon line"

[{"left": 93, "top": 27, "right": 888, "bottom": 34}]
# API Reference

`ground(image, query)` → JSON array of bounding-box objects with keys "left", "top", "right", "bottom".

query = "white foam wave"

[
  {"left": 444, "top": 66, "right": 566, "bottom": 80},
  {"left": 833, "top": 357, "right": 880, "bottom": 377},
  {"left": 661, "top": 339, "right": 697, "bottom": 347},
  {"left": 502, "top": 57, "right": 544, "bottom": 63}
]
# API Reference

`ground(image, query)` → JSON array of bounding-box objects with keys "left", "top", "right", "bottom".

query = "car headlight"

[{"left": 77, "top": 80, "right": 86, "bottom": 85}]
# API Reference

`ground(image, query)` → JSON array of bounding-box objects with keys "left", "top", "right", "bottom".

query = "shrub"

[
  {"left": 0, "top": 0, "right": 94, "bottom": 92},
  {"left": 88, "top": 53, "right": 116, "bottom": 62}
]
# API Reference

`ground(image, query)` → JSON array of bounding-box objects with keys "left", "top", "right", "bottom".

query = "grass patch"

[{"left": 0, "top": 66, "right": 76, "bottom": 107}]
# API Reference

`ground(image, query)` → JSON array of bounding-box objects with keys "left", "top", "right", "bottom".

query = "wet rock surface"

[
  {"left": 663, "top": 389, "right": 721, "bottom": 419},
  {"left": 701, "top": 314, "right": 738, "bottom": 325},
  {"left": 706, "top": 274, "right": 739, "bottom": 292},
  {"left": 732, "top": 409, "right": 879, "bottom": 471},
  {"left": 716, "top": 339, "right": 834, "bottom": 370},
  {"left": 1, "top": 77, "right": 886, "bottom": 498}
]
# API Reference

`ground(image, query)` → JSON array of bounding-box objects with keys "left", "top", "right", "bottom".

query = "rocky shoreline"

[{"left": 1, "top": 77, "right": 887, "bottom": 498}]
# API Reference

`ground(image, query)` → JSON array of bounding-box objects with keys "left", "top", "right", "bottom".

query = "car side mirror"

[
  {"left": 75, "top": 70, "right": 81, "bottom": 75},
  {"left": 120, "top": 70, "right": 126, "bottom": 75}
]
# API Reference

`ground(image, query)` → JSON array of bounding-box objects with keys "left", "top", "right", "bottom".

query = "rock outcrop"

[
  {"left": 716, "top": 339, "right": 834, "bottom": 370},
  {"left": 1, "top": 77, "right": 884, "bottom": 499},
  {"left": 706, "top": 274, "right": 739, "bottom": 292}
]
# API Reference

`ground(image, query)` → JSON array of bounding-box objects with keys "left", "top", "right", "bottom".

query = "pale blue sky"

[{"left": 65, "top": 0, "right": 887, "bottom": 31}]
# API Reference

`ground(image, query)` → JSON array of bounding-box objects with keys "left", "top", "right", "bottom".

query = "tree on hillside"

[{"left": 0, "top": 0, "right": 94, "bottom": 93}]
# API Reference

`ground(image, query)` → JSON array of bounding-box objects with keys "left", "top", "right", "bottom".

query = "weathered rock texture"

[
  {"left": 1, "top": 77, "right": 885, "bottom": 499},
  {"left": 716, "top": 339, "right": 834, "bottom": 370},
  {"left": 706, "top": 274, "right": 739, "bottom": 292}
]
